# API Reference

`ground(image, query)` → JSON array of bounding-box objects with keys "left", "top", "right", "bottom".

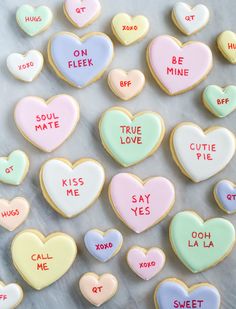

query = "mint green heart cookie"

[
  {"left": 170, "top": 211, "right": 235, "bottom": 273},
  {"left": 203, "top": 85, "right": 236, "bottom": 117},
  {"left": 0, "top": 150, "right": 29, "bottom": 185},
  {"left": 16, "top": 5, "right": 53, "bottom": 36},
  {"left": 99, "top": 107, "right": 165, "bottom": 167}
]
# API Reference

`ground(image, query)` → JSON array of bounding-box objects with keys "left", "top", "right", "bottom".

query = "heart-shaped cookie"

[
  {"left": 169, "top": 211, "right": 236, "bottom": 273},
  {"left": 48, "top": 32, "right": 114, "bottom": 88},
  {"left": 11, "top": 229, "right": 77, "bottom": 290},
  {"left": 40, "top": 158, "right": 105, "bottom": 218},
  {"left": 109, "top": 173, "right": 175, "bottom": 233},
  {"left": 170, "top": 122, "right": 236, "bottom": 182},
  {"left": 16, "top": 5, "right": 53, "bottom": 36},
  {"left": 0, "top": 281, "right": 23, "bottom": 309},
  {"left": 14, "top": 95, "right": 80, "bottom": 152},
  {"left": 127, "top": 246, "right": 165, "bottom": 280},
  {"left": 0, "top": 197, "right": 30, "bottom": 231},
  {"left": 214, "top": 180, "right": 236, "bottom": 214},
  {"left": 217, "top": 31, "right": 236, "bottom": 64},
  {"left": 99, "top": 107, "right": 165, "bottom": 167},
  {"left": 147, "top": 35, "right": 213, "bottom": 95},
  {"left": 79, "top": 272, "right": 118, "bottom": 307},
  {"left": 108, "top": 69, "right": 145, "bottom": 101},
  {"left": 0, "top": 150, "right": 29, "bottom": 186}
]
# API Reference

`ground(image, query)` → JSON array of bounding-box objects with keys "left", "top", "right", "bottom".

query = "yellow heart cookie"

[{"left": 217, "top": 31, "right": 236, "bottom": 64}]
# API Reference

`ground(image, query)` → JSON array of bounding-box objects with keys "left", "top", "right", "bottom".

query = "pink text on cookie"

[
  {"left": 61, "top": 177, "right": 84, "bottom": 196},
  {"left": 227, "top": 194, "right": 236, "bottom": 201},
  {"left": 35, "top": 113, "right": 60, "bottom": 131},
  {"left": 189, "top": 143, "right": 216, "bottom": 161},
  {"left": 68, "top": 49, "right": 93, "bottom": 69},
  {"left": 188, "top": 231, "right": 214, "bottom": 248},
  {"left": 25, "top": 16, "right": 42, "bottom": 22},
  {"left": 131, "top": 194, "right": 151, "bottom": 217},
  {"left": 120, "top": 125, "right": 142, "bottom": 144},
  {"left": 0, "top": 295, "right": 7, "bottom": 301},
  {"left": 5, "top": 166, "right": 14, "bottom": 174},
  {"left": 139, "top": 261, "right": 156, "bottom": 268},
  {"left": 167, "top": 56, "right": 189, "bottom": 76},
  {"left": 184, "top": 15, "right": 195, "bottom": 21},
  {"left": 75, "top": 7, "right": 86, "bottom": 14},
  {"left": 173, "top": 299, "right": 204, "bottom": 308},
  {"left": 18, "top": 61, "right": 34, "bottom": 71},
  {"left": 96, "top": 243, "right": 113, "bottom": 250}
]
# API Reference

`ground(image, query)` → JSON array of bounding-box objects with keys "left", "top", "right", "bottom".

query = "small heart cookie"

[
  {"left": 0, "top": 281, "right": 23, "bottom": 309},
  {"left": 108, "top": 69, "right": 145, "bottom": 101},
  {"left": 217, "top": 31, "right": 236, "bottom": 64},
  {"left": 214, "top": 180, "right": 236, "bottom": 214}
]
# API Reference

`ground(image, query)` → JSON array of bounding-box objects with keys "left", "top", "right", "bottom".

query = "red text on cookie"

[
  {"left": 25, "top": 16, "right": 42, "bottom": 22},
  {"left": 188, "top": 231, "right": 214, "bottom": 248},
  {"left": 120, "top": 81, "right": 132, "bottom": 87},
  {"left": 96, "top": 243, "right": 113, "bottom": 250},
  {"left": 92, "top": 286, "right": 103, "bottom": 293},
  {"left": 167, "top": 56, "right": 189, "bottom": 76},
  {"left": 35, "top": 113, "right": 60, "bottom": 131},
  {"left": 120, "top": 125, "right": 143, "bottom": 144},
  {"left": 189, "top": 143, "right": 216, "bottom": 161},
  {"left": 173, "top": 299, "right": 204, "bottom": 308},
  {"left": 217, "top": 98, "right": 229, "bottom": 105},
  {"left": 139, "top": 261, "right": 156, "bottom": 268},
  {"left": 31, "top": 253, "right": 53, "bottom": 271},
  {"left": 0, "top": 295, "right": 7, "bottom": 301},
  {"left": 5, "top": 166, "right": 14, "bottom": 174},
  {"left": 131, "top": 194, "right": 151, "bottom": 216},
  {"left": 1, "top": 209, "right": 19, "bottom": 218},
  {"left": 68, "top": 49, "right": 93, "bottom": 68},
  {"left": 62, "top": 177, "right": 84, "bottom": 196},
  {"left": 75, "top": 7, "right": 86, "bottom": 14},
  {"left": 228, "top": 42, "right": 236, "bottom": 50},
  {"left": 18, "top": 62, "right": 34, "bottom": 71},
  {"left": 184, "top": 15, "right": 195, "bottom": 21},
  {"left": 122, "top": 25, "right": 138, "bottom": 31}
]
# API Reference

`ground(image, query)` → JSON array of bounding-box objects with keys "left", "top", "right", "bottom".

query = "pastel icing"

[
  {"left": 147, "top": 35, "right": 213, "bottom": 95},
  {"left": 14, "top": 95, "right": 80, "bottom": 152},
  {"left": 155, "top": 278, "right": 221, "bottom": 309},
  {"left": 99, "top": 107, "right": 165, "bottom": 167},
  {"left": 169, "top": 211, "right": 236, "bottom": 273},
  {"left": 40, "top": 158, "right": 105, "bottom": 218},
  {"left": 84, "top": 229, "right": 123, "bottom": 262},
  {"left": 0, "top": 281, "right": 23, "bottom": 309},
  {"left": 214, "top": 180, "right": 236, "bottom": 214},
  {"left": 16, "top": 5, "right": 53, "bottom": 36},
  {"left": 127, "top": 247, "right": 165, "bottom": 280},
  {"left": 170, "top": 123, "right": 236, "bottom": 182},
  {"left": 11, "top": 229, "right": 77, "bottom": 290},
  {"left": 217, "top": 31, "right": 236, "bottom": 64},
  {"left": 109, "top": 173, "right": 175, "bottom": 233},
  {"left": 48, "top": 32, "right": 114, "bottom": 88}
]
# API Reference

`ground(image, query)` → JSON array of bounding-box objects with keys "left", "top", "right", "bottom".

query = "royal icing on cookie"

[
  {"left": 154, "top": 278, "right": 221, "bottom": 309},
  {"left": 170, "top": 122, "right": 236, "bottom": 182},
  {"left": 84, "top": 229, "right": 123, "bottom": 262},
  {"left": 64, "top": 0, "right": 101, "bottom": 28},
  {"left": 79, "top": 273, "right": 118, "bottom": 307},
  {"left": 217, "top": 31, "right": 236, "bottom": 64},
  {"left": 99, "top": 107, "right": 165, "bottom": 167},
  {"left": 40, "top": 158, "right": 105, "bottom": 218},
  {"left": 48, "top": 32, "right": 114, "bottom": 88},
  {"left": 147, "top": 35, "right": 213, "bottom": 95},
  {"left": 11, "top": 229, "right": 77, "bottom": 290},
  {"left": 14, "top": 95, "right": 80, "bottom": 152},
  {"left": 109, "top": 173, "right": 175, "bottom": 233},
  {"left": 0, "top": 150, "right": 29, "bottom": 186},
  {"left": 214, "top": 180, "right": 236, "bottom": 214},
  {"left": 16, "top": 5, "right": 53, "bottom": 36},
  {"left": 127, "top": 246, "right": 165, "bottom": 280},
  {"left": 7, "top": 50, "right": 44, "bottom": 82},
  {"left": 111, "top": 13, "right": 149, "bottom": 46},
  {"left": 203, "top": 85, "right": 236, "bottom": 118},
  {"left": 0, "top": 281, "right": 23, "bottom": 309},
  {"left": 172, "top": 2, "right": 210, "bottom": 36},
  {"left": 169, "top": 211, "right": 236, "bottom": 273},
  {"left": 108, "top": 69, "right": 145, "bottom": 101}
]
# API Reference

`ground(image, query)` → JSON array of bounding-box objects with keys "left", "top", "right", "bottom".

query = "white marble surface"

[{"left": 0, "top": 0, "right": 236, "bottom": 308}]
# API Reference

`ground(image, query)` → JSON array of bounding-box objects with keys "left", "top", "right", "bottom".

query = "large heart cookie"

[
  {"left": 11, "top": 229, "right": 77, "bottom": 290},
  {"left": 40, "top": 158, "right": 105, "bottom": 218},
  {"left": 48, "top": 32, "right": 114, "bottom": 88},
  {"left": 99, "top": 107, "right": 165, "bottom": 167},
  {"left": 217, "top": 31, "right": 236, "bottom": 64},
  {"left": 169, "top": 211, "right": 235, "bottom": 273},
  {"left": 170, "top": 122, "right": 236, "bottom": 182},
  {"left": 147, "top": 35, "right": 213, "bottom": 95},
  {"left": 0, "top": 281, "right": 23, "bottom": 309},
  {"left": 109, "top": 173, "right": 175, "bottom": 233},
  {"left": 214, "top": 180, "right": 236, "bottom": 214},
  {"left": 15, "top": 95, "right": 80, "bottom": 152}
]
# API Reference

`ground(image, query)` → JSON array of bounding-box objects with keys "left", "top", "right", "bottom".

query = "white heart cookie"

[{"left": 0, "top": 281, "right": 23, "bottom": 309}]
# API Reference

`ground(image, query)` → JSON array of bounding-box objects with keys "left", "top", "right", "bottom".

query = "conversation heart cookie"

[
  {"left": 169, "top": 211, "right": 236, "bottom": 273},
  {"left": 16, "top": 5, "right": 53, "bottom": 36},
  {"left": 11, "top": 229, "right": 77, "bottom": 290},
  {"left": 108, "top": 69, "right": 145, "bottom": 101},
  {"left": 40, "top": 158, "right": 105, "bottom": 218},
  {"left": 0, "top": 150, "right": 29, "bottom": 186},
  {"left": 154, "top": 278, "right": 221, "bottom": 309},
  {"left": 84, "top": 229, "right": 123, "bottom": 262},
  {"left": 79, "top": 272, "right": 118, "bottom": 307},
  {"left": 0, "top": 281, "right": 23, "bottom": 309},
  {"left": 217, "top": 31, "right": 236, "bottom": 64},
  {"left": 147, "top": 35, "right": 213, "bottom": 95},
  {"left": 111, "top": 13, "right": 149, "bottom": 46},
  {"left": 127, "top": 246, "right": 165, "bottom": 280},
  {"left": 7, "top": 50, "right": 44, "bottom": 82},
  {"left": 214, "top": 180, "right": 236, "bottom": 214},
  {"left": 170, "top": 122, "right": 236, "bottom": 182},
  {"left": 109, "top": 173, "right": 175, "bottom": 233},
  {"left": 202, "top": 85, "right": 236, "bottom": 117},
  {"left": 48, "top": 32, "right": 114, "bottom": 88},
  {"left": 64, "top": 0, "right": 101, "bottom": 28},
  {"left": 14, "top": 95, "right": 80, "bottom": 152},
  {"left": 172, "top": 2, "right": 210, "bottom": 36},
  {"left": 99, "top": 107, "right": 165, "bottom": 167}
]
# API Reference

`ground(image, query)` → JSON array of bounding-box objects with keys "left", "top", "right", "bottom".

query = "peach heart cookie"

[
  {"left": 7, "top": 50, "right": 43, "bottom": 82},
  {"left": 40, "top": 158, "right": 105, "bottom": 218},
  {"left": 0, "top": 197, "right": 30, "bottom": 232},
  {"left": 14, "top": 95, "right": 80, "bottom": 153},
  {"left": 147, "top": 35, "right": 213, "bottom": 95},
  {"left": 99, "top": 107, "right": 165, "bottom": 167},
  {"left": 48, "top": 32, "right": 114, "bottom": 88},
  {"left": 217, "top": 31, "right": 236, "bottom": 64},
  {"left": 11, "top": 229, "right": 77, "bottom": 290},
  {"left": 79, "top": 272, "right": 118, "bottom": 307},
  {"left": 108, "top": 69, "right": 145, "bottom": 101},
  {"left": 109, "top": 173, "right": 175, "bottom": 233},
  {"left": 0, "top": 281, "right": 23, "bottom": 309},
  {"left": 170, "top": 122, "right": 236, "bottom": 182},
  {"left": 127, "top": 246, "right": 165, "bottom": 280},
  {"left": 64, "top": 0, "right": 101, "bottom": 28},
  {"left": 214, "top": 180, "right": 236, "bottom": 214}
]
